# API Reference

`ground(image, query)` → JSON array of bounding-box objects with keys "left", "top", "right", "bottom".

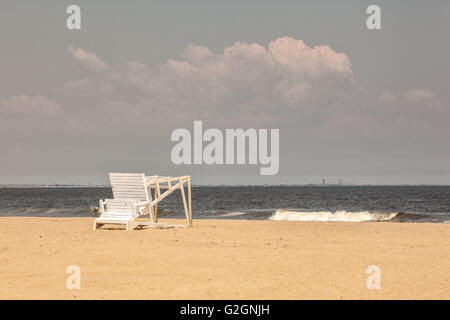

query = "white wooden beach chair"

[{"left": 94, "top": 173, "right": 150, "bottom": 230}]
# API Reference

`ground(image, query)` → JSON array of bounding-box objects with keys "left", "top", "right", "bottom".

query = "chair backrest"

[{"left": 109, "top": 173, "right": 149, "bottom": 201}]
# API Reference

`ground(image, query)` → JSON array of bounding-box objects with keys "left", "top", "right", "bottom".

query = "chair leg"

[
  {"left": 149, "top": 206, "right": 156, "bottom": 223},
  {"left": 126, "top": 220, "right": 137, "bottom": 230},
  {"left": 94, "top": 221, "right": 104, "bottom": 230}
]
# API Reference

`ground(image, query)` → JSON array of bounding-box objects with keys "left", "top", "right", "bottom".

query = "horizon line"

[{"left": 1, "top": 183, "right": 450, "bottom": 188}]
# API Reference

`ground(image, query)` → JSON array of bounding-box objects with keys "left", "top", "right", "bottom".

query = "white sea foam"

[
  {"left": 219, "top": 211, "right": 248, "bottom": 217},
  {"left": 0, "top": 207, "right": 90, "bottom": 217},
  {"left": 269, "top": 209, "right": 398, "bottom": 222}
]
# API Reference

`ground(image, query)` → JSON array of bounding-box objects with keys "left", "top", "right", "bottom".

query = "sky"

[{"left": 1, "top": 0, "right": 450, "bottom": 185}]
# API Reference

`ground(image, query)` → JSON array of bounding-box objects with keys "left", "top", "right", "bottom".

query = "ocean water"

[{"left": 0, "top": 186, "right": 450, "bottom": 223}]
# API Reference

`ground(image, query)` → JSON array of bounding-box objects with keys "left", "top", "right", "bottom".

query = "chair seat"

[{"left": 96, "top": 218, "right": 133, "bottom": 224}]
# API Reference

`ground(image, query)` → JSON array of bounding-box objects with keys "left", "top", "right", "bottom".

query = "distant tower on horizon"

[{"left": 322, "top": 178, "right": 326, "bottom": 185}]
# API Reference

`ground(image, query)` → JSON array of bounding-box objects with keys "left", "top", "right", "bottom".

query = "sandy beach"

[{"left": 0, "top": 217, "right": 449, "bottom": 299}]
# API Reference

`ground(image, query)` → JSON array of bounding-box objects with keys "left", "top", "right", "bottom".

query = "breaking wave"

[
  {"left": 269, "top": 209, "right": 399, "bottom": 222},
  {"left": 219, "top": 211, "right": 248, "bottom": 217}
]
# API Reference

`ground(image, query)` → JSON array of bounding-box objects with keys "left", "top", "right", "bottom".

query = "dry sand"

[{"left": 0, "top": 217, "right": 449, "bottom": 299}]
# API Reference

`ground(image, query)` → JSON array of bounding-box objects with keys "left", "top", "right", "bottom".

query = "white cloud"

[
  {"left": 68, "top": 45, "right": 109, "bottom": 73},
  {"left": 0, "top": 95, "right": 62, "bottom": 116},
  {"left": 7, "top": 38, "right": 449, "bottom": 135},
  {"left": 380, "top": 88, "right": 444, "bottom": 111},
  {"left": 60, "top": 37, "right": 357, "bottom": 127},
  {"left": 268, "top": 38, "right": 353, "bottom": 77}
]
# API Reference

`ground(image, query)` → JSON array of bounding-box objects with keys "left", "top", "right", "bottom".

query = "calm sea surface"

[{"left": 1, "top": 186, "right": 450, "bottom": 223}]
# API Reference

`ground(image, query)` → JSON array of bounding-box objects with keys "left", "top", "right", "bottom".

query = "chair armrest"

[
  {"left": 99, "top": 199, "right": 108, "bottom": 214},
  {"left": 135, "top": 200, "right": 150, "bottom": 207}
]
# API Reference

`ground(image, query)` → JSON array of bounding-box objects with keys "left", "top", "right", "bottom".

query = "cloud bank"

[
  {"left": 1, "top": 37, "right": 449, "bottom": 183},
  {"left": 68, "top": 45, "right": 109, "bottom": 73},
  {"left": 60, "top": 37, "right": 358, "bottom": 127},
  {"left": 59, "top": 37, "right": 447, "bottom": 134},
  {"left": 0, "top": 95, "right": 62, "bottom": 116}
]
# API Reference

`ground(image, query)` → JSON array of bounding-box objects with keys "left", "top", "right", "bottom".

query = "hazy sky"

[{"left": 1, "top": 1, "right": 450, "bottom": 185}]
